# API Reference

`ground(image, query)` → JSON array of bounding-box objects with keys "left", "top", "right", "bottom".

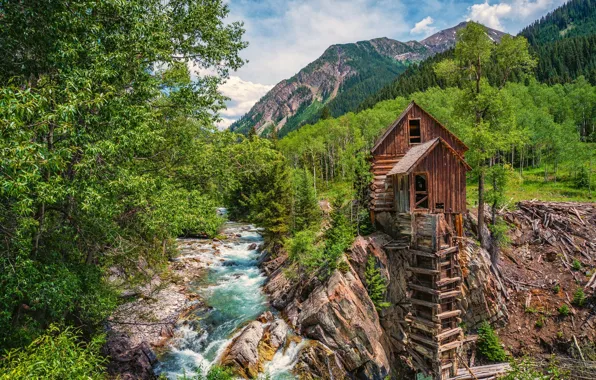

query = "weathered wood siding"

[
  {"left": 372, "top": 103, "right": 466, "bottom": 157},
  {"left": 409, "top": 142, "right": 467, "bottom": 214},
  {"left": 370, "top": 155, "right": 402, "bottom": 212}
]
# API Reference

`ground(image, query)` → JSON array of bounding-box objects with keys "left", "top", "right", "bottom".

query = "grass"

[{"left": 467, "top": 165, "right": 594, "bottom": 209}]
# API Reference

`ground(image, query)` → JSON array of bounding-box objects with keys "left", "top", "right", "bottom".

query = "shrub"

[
  {"left": 0, "top": 325, "right": 106, "bottom": 379},
  {"left": 553, "top": 284, "right": 561, "bottom": 294},
  {"left": 286, "top": 229, "right": 322, "bottom": 269},
  {"left": 572, "top": 259, "right": 582, "bottom": 271},
  {"left": 535, "top": 316, "right": 546, "bottom": 328},
  {"left": 477, "top": 321, "right": 507, "bottom": 362},
  {"left": 572, "top": 288, "right": 586, "bottom": 307},
  {"left": 558, "top": 304, "right": 570, "bottom": 316},
  {"left": 365, "top": 255, "right": 391, "bottom": 311},
  {"left": 502, "top": 357, "right": 567, "bottom": 380}
]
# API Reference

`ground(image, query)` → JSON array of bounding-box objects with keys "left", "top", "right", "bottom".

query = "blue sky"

[{"left": 213, "top": 0, "right": 567, "bottom": 127}]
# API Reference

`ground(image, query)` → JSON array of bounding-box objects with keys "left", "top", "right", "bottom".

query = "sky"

[{"left": 214, "top": 0, "right": 568, "bottom": 128}]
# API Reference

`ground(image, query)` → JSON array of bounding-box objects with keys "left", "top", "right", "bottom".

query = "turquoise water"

[{"left": 155, "top": 222, "right": 301, "bottom": 379}]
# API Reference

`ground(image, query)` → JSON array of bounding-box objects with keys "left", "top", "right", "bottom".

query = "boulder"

[
  {"left": 293, "top": 341, "right": 347, "bottom": 380},
  {"left": 220, "top": 321, "right": 265, "bottom": 378}
]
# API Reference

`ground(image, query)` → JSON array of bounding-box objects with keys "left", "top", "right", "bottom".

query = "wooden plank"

[
  {"left": 409, "top": 249, "right": 438, "bottom": 258},
  {"left": 439, "top": 290, "right": 462, "bottom": 300},
  {"left": 410, "top": 332, "right": 439, "bottom": 347},
  {"left": 436, "top": 246, "right": 458, "bottom": 257},
  {"left": 436, "top": 277, "right": 461, "bottom": 287},
  {"left": 409, "top": 283, "right": 440, "bottom": 296},
  {"left": 407, "top": 267, "right": 440, "bottom": 275},
  {"left": 410, "top": 298, "right": 440, "bottom": 309},
  {"left": 434, "top": 309, "right": 461, "bottom": 321},
  {"left": 438, "top": 339, "right": 462, "bottom": 353},
  {"left": 437, "top": 327, "right": 462, "bottom": 341}
]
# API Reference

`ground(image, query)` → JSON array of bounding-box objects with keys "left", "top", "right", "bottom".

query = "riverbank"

[{"left": 104, "top": 222, "right": 308, "bottom": 379}]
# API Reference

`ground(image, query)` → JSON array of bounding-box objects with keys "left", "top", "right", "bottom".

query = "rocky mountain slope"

[{"left": 229, "top": 22, "right": 505, "bottom": 137}]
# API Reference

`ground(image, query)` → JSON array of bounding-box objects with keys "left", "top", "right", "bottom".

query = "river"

[{"left": 155, "top": 222, "right": 302, "bottom": 379}]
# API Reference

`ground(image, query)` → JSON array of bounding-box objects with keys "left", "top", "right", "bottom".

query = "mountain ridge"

[{"left": 230, "top": 22, "right": 506, "bottom": 136}]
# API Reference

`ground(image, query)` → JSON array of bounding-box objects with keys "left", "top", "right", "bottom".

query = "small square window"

[{"left": 409, "top": 119, "right": 421, "bottom": 144}]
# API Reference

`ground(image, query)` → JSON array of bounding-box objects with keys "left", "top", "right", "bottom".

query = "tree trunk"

[{"left": 478, "top": 167, "right": 486, "bottom": 248}]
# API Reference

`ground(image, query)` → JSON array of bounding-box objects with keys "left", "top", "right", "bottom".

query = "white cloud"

[
  {"left": 410, "top": 16, "right": 437, "bottom": 37},
  {"left": 467, "top": 0, "right": 567, "bottom": 31},
  {"left": 229, "top": 0, "right": 410, "bottom": 84},
  {"left": 217, "top": 76, "right": 273, "bottom": 129}
]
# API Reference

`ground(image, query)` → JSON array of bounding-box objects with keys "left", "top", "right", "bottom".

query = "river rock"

[
  {"left": 268, "top": 319, "right": 288, "bottom": 349},
  {"left": 103, "top": 333, "right": 157, "bottom": 380},
  {"left": 248, "top": 243, "right": 257, "bottom": 250},
  {"left": 220, "top": 321, "right": 265, "bottom": 378}
]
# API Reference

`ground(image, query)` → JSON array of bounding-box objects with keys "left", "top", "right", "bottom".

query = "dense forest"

[{"left": 360, "top": 0, "right": 596, "bottom": 112}]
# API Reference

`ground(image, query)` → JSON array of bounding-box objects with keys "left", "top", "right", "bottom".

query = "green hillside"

[{"left": 359, "top": 0, "right": 596, "bottom": 111}]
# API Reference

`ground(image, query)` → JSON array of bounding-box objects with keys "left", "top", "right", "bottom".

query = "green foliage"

[
  {"left": 0, "top": 0, "right": 248, "bottom": 356},
  {"left": 0, "top": 325, "right": 106, "bottom": 379},
  {"left": 291, "top": 169, "right": 321, "bottom": 232},
  {"left": 502, "top": 357, "right": 567, "bottom": 380},
  {"left": 364, "top": 256, "right": 391, "bottom": 311},
  {"left": 572, "top": 259, "right": 582, "bottom": 271},
  {"left": 226, "top": 136, "right": 293, "bottom": 246},
  {"left": 575, "top": 166, "right": 592, "bottom": 189},
  {"left": 477, "top": 321, "right": 508, "bottom": 362},
  {"left": 558, "top": 304, "right": 570, "bottom": 316},
  {"left": 535, "top": 315, "right": 546, "bottom": 328},
  {"left": 286, "top": 229, "right": 322, "bottom": 270},
  {"left": 321, "top": 197, "right": 355, "bottom": 277},
  {"left": 572, "top": 288, "right": 586, "bottom": 307},
  {"left": 553, "top": 284, "right": 561, "bottom": 293}
]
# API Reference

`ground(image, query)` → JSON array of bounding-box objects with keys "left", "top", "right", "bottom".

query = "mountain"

[
  {"left": 230, "top": 22, "right": 506, "bottom": 136},
  {"left": 360, "top": 0, "right": 596, "bottom": 110}
]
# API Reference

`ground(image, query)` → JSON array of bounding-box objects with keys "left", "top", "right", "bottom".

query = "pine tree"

[{"left": 365, "top": 255, "right": 391, "bottom": 311}]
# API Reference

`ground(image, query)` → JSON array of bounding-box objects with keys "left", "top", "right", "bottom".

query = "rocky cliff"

[
  {"left": 229, "top": 22, "right": 506, "bottom": 137},
  {"left": 259, "top": 223, "right": 507, "bottom": 379}
]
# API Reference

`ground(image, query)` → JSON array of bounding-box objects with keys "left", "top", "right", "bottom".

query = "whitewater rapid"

[{"left": 155, "top": 222, "right": 300, "bottom": 379}]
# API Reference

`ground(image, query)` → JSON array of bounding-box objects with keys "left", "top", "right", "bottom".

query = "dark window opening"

[
  {"left": 414, "top": 174, "right": 428, "bottom": 209},
  {"left": 435, "top": 202, "right": 444, "bottom": 210},
  {"left": 409, "top": 119, "right": 421, "bottom": 144}
]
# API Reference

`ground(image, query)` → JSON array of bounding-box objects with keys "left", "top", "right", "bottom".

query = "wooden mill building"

[{"left": 369, "top": 102, "right": 471, "bottom": 380}]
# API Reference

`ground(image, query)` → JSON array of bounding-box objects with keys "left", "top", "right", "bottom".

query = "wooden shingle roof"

[{"left": 387, "top": 137, "right": 471, "bottom": 176}]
